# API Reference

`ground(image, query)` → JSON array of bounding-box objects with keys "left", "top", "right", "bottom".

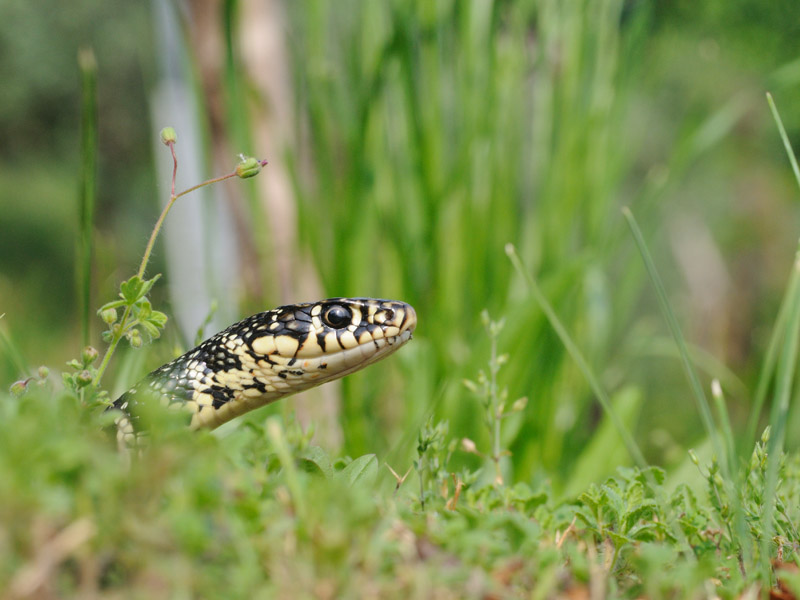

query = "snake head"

[
  {"left": 115, "top": 298, "right": 417, "bottom": 434},
  {"left": 188, "top": 297, "right": 416, "bottom": 428}
]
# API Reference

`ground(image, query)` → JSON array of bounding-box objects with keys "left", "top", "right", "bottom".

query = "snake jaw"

[{"left": 114, "top": 298, "right": 417, "bottom": 436}]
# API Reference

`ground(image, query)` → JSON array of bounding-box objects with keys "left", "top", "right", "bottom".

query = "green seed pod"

[
  {"left": 37, "top": 366, "right": 50, "bottom": 379},
  {"left": 235, "top": 157, "right": 262, "bottom": 179},
  {"left": 100, "top": 307, "right": 117, "bottom": 325},
  {"left": 160, "top": 126, "right": 177, "bottom": 145}
]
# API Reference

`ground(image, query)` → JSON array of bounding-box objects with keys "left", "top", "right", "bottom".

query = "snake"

[{"left": 112, "top": 297, "right": 416, "bottom": 443}]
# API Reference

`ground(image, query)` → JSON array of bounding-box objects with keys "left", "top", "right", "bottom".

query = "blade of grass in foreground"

[
  {"left": 747, "top": 94, "right": 800, "bottom": 452},
  {"left": 622, "top": 207, "right": 753, "bottom": 568},
  {"left": 77, "top": 48, "right": 98, "bottom": 348},
  {"left": 505, "top": 243, "right": 647, "bottom": 470},
  {"left": 759, "top": 247, "right": 800, "bottom": 585},
  {"left": 621, "top": 208, "right": 725, "bottom": 472},
  {"left": 744, "top": 260, "right": 800, "bottom": 454},
  {"left": 758, "top": 93, "right": 800, "bottom": 586},
  {"left": 767, "top": 92, "right": 800, "bottom": 190}
]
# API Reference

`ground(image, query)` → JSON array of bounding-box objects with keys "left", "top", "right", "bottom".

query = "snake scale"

[{"left": 113, "top": 298, "right": 416, "bottom": 442}]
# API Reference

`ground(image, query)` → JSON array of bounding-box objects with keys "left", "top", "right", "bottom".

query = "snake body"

[{"left": 113, "top": 298, "right": 416, "bottom": 442}]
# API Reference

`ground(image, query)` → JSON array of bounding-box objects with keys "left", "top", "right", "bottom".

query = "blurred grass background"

[{"left": 2, "top": 0, "right": 800, "bottom": 492}]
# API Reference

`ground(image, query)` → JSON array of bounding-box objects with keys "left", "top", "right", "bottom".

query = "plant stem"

[
  {"left": 136, "top": 153, "right": 264, "bottom": 279},
  {"left": 137, "top": 141, "right": 179, "bottom": 279},
  {"left": 91, "top": 145, "right": 267, "bottom": 391},
  {"left": 489, "top": 328, "right": 502, "bottom": 484},
  {"left": 78, "top": 48, "right": 97, "bottom": 348},
  {"left": 419, "top": 463, "right": 426, "bottom": 510},
  {"left": 92, "top": 305, "right": 133, "bottom": 387}
]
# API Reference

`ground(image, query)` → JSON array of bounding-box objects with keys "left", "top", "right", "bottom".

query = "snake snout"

[{"left": 400, "top": 303, "right": 417, "bottom": 335}]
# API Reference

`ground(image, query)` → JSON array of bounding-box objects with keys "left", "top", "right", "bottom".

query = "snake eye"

[{"left": 323, "top": 305, "right": 352, "bottom": 329}]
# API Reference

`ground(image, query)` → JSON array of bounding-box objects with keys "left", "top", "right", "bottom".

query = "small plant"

[
  {"left": 462, "top": 310, "right": 527, "bottom": 485},
  {"left": 413, "top": 417, "right": 455, "bottom": 510},
  {"left": 49, "top": 127, "right": 267, "bottom": 408}
]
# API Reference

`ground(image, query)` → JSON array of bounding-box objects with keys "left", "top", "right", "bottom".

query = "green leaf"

[
  {"left": 336, "top": 454, "right": 378, "bottom": 486},
  {"left": 119, "top": 274, "right": 161, "bottom": 304},
  {"left": 138, "top": 274, "right": 162, "bottom": 298},
  {"left": 299, "top": 446, "right": 334, "bottom": 479},
  {"left": 119, "top": 276, "right": 144, "bottom": 303},
  {"left": 149, "top": 310, "right": 168, "bottom": 328},
  {"left": 138, "top": 320, "right": 161, "bottom": 339},
  {"left": 98, "top": 299, "right": 125, "bottom": 312},
  {"left": 601, "top": 484, "right": 625, "bottom": 519},
  {"left": 638, "top": 466, "right": 666, "bottom": 487},
  {"left": 134, "top": 298, "right": 152, "bottom": 319},
  {"left": 607, "top": 529, "right": 635, "bottom": 547}
]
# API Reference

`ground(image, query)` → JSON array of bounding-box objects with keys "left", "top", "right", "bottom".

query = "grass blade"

[
  {"left": 505, "top": 243, "right": 647, "bottom": 469},
  {"left": 77, "top": 48, "right": 98, "bottom": 348},
  {"left": 621, "top": 207, "right": 725, "bottom": 472},
  {"left": 622, "top": 207, "right": 755, "bottom": 568},
  {"left": 748, "top": 94, "right": 800, "bottom": 452},
  {"left": 755, "top": 95, "right": 800, "bottom": 580},
  {"left": 760, "top": 249, "right": 800, "bottom": 582},
  {"left": 0, "top": 317, "right": 29, "bottom": 377},
  {"left": 745, "top": 261, "right": 800, "bottom": 453},
  {"left": 766, "top": 92, "right": 800, "bottom": 191}
]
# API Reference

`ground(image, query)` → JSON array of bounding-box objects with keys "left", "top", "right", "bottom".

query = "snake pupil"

[{"left": 323, "top": 305, "right": 352, "bottom": 328}]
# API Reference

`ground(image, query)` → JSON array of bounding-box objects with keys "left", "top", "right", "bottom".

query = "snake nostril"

[{"left": 383, "top": 309, "right": 395, "bottom": 322}]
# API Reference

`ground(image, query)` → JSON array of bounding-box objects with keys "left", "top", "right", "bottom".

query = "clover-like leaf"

[
  {"left": 148, "top": 310, "right": 168, "bottom": 328},
  {"left": 119, "top": 276, "right": 144, "bottom": 303}
]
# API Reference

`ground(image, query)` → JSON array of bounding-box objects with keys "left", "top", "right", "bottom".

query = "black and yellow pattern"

[{"left": 113, "top": 298, "right": 416, "bottom": 441}]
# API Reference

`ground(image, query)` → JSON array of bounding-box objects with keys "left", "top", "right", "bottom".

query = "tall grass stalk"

[
  {"left": 622, "top": 207, "right": 756, "bottom": 569},
  {"left": 760, "top": 249, "right": 800, "bottom": 583},
  {"left": 622, "top": 208, "right": 727, "bottom": 473},
  {"left": 745, "top": 94, "right": 800, "bottom": 453},
  {"left": 77, "top": 49, "right": 97, "bottom": 348},
  {"left": 505, "top": 243, "right": 647, "bottom": 470},
  {"left": 285, "top": 1, "right": 648, "bottom": 472},
  {"left": 746, "top": 256, "right": 800, "bottom": 455},
  {"left": 767, "top": 93, "right": 800, "bottom": 188},
  {"left": 757, "top": 93, "right": 800, "bottom": 584}
]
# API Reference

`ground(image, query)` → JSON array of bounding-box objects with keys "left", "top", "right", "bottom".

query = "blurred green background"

[{"left": 2, "top": 0, "right": 800, "bottom": 492}]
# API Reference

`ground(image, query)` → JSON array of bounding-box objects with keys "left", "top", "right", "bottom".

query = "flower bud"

[
  {"left": 461, "top": 438, "right": 478, "bottom": 454},
  {"left": 128, "top": 329, "right": 143, "bottom": 349},
  {"left": 76, "top": 370, "right": 93, "bottom": 387},
  {"left": 100, "top": 307, "right": 117, "bottom": 325},
  {"left": 235, "top": 156, "right": 262, "bottom": 179},
  {"left": 37, "top": 366, "right": 50, "bottom": 379},
  {"left": 511, "top": 397, "right": 528, "bottom": 412},
  {"left": 160, "top": 127, "right": 177, "bottom": 145},
  {"left": 10, "top": 379, "right": 28, "bottom": 397},
  {"left": 81, "top": 346, "right": 99, "bottom": 365}
]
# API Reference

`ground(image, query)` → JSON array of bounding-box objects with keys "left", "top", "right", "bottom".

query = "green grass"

[
  {"left": 1, "top": 383, "right": 799, "bottom": 597},
  {"left": 283, "top": 1, "right": 654, "bottom": 478},
  {"left": 3, "top": 0, "right": 800, "bottom": 597}
]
